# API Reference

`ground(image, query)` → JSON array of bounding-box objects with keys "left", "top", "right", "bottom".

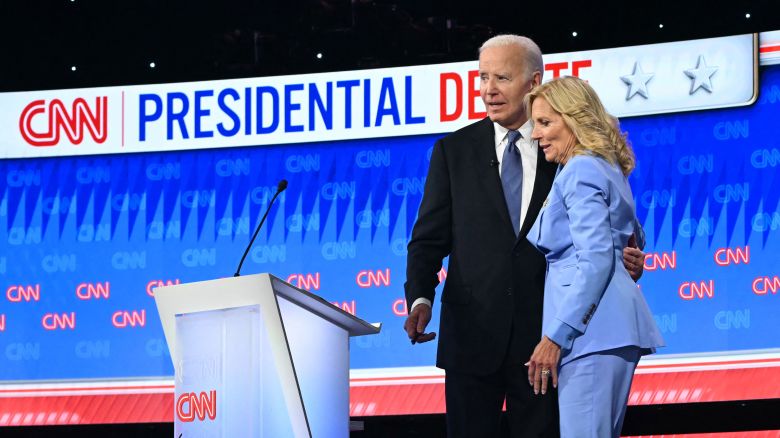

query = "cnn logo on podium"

[{"left": 176, "top": 390, "right": 217, "bottom": 422}]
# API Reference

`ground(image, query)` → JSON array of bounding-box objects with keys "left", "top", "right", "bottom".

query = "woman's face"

[{"left": 531, "top": 97, "right": 577, "bottom": 165}]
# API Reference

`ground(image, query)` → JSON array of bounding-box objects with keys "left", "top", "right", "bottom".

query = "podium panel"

[
  {"left": 175, "top": 304, "right": 302, "bottom": 437},
  {"left": 278, "top": 296, "right": 349, "bottom": 437}
]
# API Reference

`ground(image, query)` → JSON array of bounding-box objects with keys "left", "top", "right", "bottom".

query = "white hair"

[{"left": 479, "top": 34, "right": 544, "bottom": 80}]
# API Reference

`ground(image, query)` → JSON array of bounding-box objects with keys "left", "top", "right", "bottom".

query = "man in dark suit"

[{"left": 403, "top": 35, "right": 645, "bottom": 437}]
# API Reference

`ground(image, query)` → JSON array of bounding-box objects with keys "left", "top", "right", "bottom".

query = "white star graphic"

[
  {"left": 620, "top": 62, "right": 654, "bottom": 100},
  {"left": 684, "top": 55, "right": 718, "bottom": 94}
]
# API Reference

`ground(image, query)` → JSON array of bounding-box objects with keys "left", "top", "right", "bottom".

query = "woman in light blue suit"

[{"left": 524, "top": 76, "right": 664, "bottom": 437}]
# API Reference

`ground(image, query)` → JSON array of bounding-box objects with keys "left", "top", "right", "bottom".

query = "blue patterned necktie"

[{"left": 501, "top": 130, "right": 523, "bottom": 236}]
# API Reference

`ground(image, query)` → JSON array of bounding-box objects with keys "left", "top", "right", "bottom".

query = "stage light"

[
  {"left": 71, "top": 66, "right": 77, "bottom": 72},
  {"left": 149, "top": 62, "right": 156, "bottom": 68},
  {"left": 745, "top": 13, "right": 751, "bottom": 18},
  {"left": 659, "top": 24, "right": 664, "bottom": 29},
  {"left": 572, "top": 31, "right": 578, "bottom": 37},
  {"left": 316, "top": 53, "right": 323, "bottom": 59}
]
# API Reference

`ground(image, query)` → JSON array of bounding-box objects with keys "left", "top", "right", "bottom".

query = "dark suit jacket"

[{"left": 405, "top": 117, "right": 558, "bottom": 375}]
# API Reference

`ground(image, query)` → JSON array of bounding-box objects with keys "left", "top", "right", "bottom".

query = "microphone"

[
  {"left": 489, "top": 159, "right": 499, "bottom": 167},
  {"left": 233, "top": 179, "right": 288, "bottom": 277}
]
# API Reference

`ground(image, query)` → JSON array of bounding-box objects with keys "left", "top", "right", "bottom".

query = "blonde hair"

[
  {"left": 524, "top": 76, "right": 635, "bottom": 175},
  {"left": 479, "top": 35, "right": 544, "bottom": 81}
]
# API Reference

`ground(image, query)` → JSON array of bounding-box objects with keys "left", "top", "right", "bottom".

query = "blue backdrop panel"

[{"left": 0, "top": 65, "right": 779, "bottom": 380}]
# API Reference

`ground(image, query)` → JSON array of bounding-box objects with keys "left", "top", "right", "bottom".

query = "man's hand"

[
  {"left": 624, "top": 234, "right": 645, "bottom": 282},
  {"left": 403, "top": 303, "right": 436, "bottom": 344}
]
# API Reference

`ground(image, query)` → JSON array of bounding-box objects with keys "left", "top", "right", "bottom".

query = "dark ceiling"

[{"left": 1, "top": 0, "right": 779, "bottom": 92}]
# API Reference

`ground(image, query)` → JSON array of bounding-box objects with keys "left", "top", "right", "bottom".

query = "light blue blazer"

[{"left": 528, "top": 155, "right": 664, "bottom": 365}]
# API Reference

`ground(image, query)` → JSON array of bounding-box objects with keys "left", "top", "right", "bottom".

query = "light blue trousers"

[{"left": 558, "top": 346, "right": 641, "bottom": 438}]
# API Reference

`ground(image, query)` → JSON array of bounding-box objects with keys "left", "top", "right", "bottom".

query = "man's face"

[{"left": 479, "top": 45, "right": 539, "bottom": 130}]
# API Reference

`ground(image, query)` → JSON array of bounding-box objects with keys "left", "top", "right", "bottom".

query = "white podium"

[{"left": 154, "top": 273, "right": 380, "bottom": 437}]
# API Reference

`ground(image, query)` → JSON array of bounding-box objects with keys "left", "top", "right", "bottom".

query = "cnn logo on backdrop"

[{"left": 19, "top": 97, "right": 108, "bottom": 146}]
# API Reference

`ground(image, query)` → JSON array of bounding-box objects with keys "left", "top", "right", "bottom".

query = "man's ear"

[{"left": 531, "top": 71, "right": 542, "bottom": 88}]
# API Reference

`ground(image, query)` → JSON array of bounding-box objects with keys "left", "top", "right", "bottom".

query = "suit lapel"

[
  {"left": 471, "top": 118, "right": 516, "bottom": 235},
  {"left": 518, "top": 141, "right": 558, "bottom": 239}
]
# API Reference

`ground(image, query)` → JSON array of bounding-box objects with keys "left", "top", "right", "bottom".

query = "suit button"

[{"left": 506, "top": 287, "right": 513, "bottom": 296}]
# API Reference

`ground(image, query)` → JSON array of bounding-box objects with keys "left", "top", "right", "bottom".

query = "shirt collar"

[{"left": 493, "top": 119, "right": 533, "bottom": 146}]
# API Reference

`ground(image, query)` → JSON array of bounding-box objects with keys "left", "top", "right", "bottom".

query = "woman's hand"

[{"left": 526, "top": 336, "right": 561, "bottom": 395}]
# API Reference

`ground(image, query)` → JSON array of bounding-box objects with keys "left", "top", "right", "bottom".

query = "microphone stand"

[{"left": 233, "top": 180, "right": 287, "bottom": 277}]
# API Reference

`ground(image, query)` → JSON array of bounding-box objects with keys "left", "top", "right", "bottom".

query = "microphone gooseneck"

[{"left": 233, "top": 179, "right": 288, "bottom": 277}]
